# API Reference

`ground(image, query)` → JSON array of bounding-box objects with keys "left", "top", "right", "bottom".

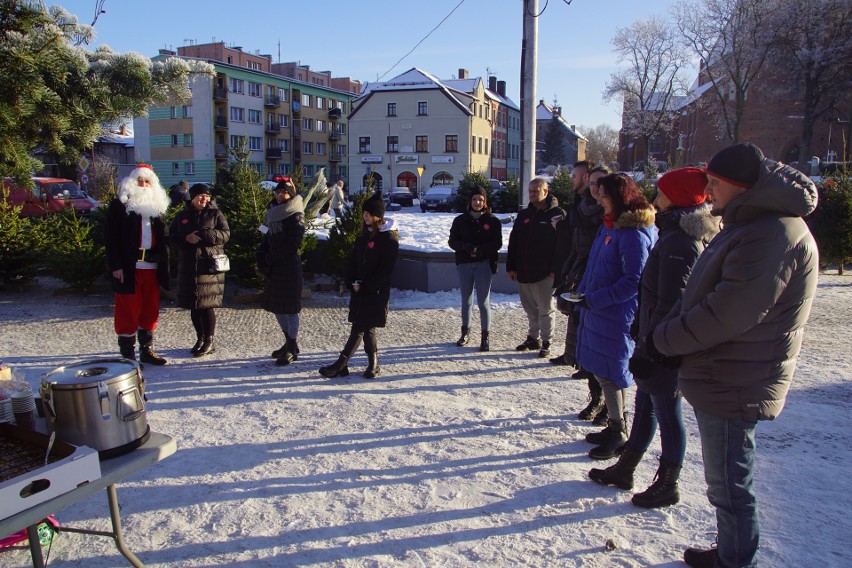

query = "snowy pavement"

[{"left": 0, "top": 274, "right": 850, "bottom": 567}]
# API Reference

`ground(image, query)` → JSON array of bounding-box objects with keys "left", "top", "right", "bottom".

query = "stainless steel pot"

[{"left": 40, "top": 358, "right": 149, "bottom": 459}]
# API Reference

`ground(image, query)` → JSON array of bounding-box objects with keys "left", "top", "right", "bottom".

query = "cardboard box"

[{"left": 0, "top": 424, "right": 101, "bottom": 520}]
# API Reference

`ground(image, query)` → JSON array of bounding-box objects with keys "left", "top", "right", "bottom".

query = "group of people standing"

[
  {"left": 447, "top": 143, "right": 819, "bottom": 568},
  {"left": 104, "top": 141, "right": 819, "bottom": 568}
]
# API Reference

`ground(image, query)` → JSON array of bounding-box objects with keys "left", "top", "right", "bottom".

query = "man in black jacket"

[
  {"left": 506, "top": 177, "right": 565, "bottom": 358},
  {"left": 104, "top": 164, "right": 171, "bottom": 365}
]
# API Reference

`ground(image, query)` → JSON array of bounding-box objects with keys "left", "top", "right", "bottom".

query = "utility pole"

[{"left": 519, "top": 0, "right": 538, "bottom": 209}]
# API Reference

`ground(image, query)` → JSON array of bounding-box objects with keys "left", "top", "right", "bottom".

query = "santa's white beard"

[{"left": 119, "top": 181, "right": 170, "bottom": 218}]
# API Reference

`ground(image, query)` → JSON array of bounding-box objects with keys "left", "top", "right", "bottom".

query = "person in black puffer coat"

[
  {"left": 448, "top": 186, "right": 503, "bottom": 351},
  {"left": 257, "top": 178, "right": 305, "bottom": 366},
  {"left": 169, "top": 184, "right": 230, "bottom": 357},
  {"left": 320, "top": 191, "right": 400, "bottom": 379},
  {"left": 588, "top": 167, "right": 719, "bottom": 508}
]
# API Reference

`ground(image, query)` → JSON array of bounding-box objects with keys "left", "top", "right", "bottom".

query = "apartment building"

[
  {"left": 347, "top": 68, "right": 520, "bottom": 193},
  {"left": 133, "top": 43, "right": 356, "bottom": 188}
]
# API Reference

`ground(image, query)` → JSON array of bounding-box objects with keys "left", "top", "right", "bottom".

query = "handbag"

[
  {"left": 208, "top": 254, "right": 230, "bottom": 273},
  {"left": 554, "top": 279, "right": 576, "bottom": 315}
]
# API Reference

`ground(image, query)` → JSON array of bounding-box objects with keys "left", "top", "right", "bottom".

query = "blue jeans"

[
  {"left": 457, "top": 260, "right": 493, "bottom": 331},
  {"left": 694, "top": 409, "right": 759, "bottom": 568},
  {"left": 626, "top": 389, "right": 686, "bottom": 466}
]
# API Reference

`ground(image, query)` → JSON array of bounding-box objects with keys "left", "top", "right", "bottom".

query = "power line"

[{"left": 377, "top": 0, "right": 465, "bottom": 82}]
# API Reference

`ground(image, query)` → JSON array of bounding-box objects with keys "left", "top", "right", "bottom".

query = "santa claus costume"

[{"left": 104, "top": 164, "right": 171, "bottom": 365}]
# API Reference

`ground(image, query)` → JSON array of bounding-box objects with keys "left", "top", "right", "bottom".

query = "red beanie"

[{"left": 657, "top": 167, "right": 708, "bottom": 207}]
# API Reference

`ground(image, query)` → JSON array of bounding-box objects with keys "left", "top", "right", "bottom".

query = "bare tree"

[
  {"left": 673, "top": 0, "right": 777, "bottom": 144},
  {"left": 604, "top": 17, "right": 688, "bottom": 165},
  {"left": 767, "top": 0, "right": 852, "bottom": 166},
  {"left": 578, "top": 124, "right": 619, "bottom": 168}
]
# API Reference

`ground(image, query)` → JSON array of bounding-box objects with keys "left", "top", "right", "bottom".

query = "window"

[
  {"left": 279, "top": 163, "right": 290, "bottom": 175},
  {"left": 230, "top": 107, "right": 245, "bottom": 122},
  {"left": 279, "top": 114, "right": 289, "bottom": 128},
  {"left": 478, "top": 137, "right": 483, "bottom": 154},
  {"left": 249, "top": 136, "right": 262, "bottom": 150},
  {"left": 301, "top": 94, "right": 312, "bottom": 107},
  {"left": 304, "top": 165, "right": 315, "bottom": 177},
  {"left": 246, "top": 61, "right": 261, "bottom": 71},
  {"left": 339, "top": 166, "right": 348, "bottom": 178},
  {"left": 184, "top": 133, "right": 193, "bottom": 146},
  {"left": 338, "top": 123, "right": 346, "bottom": 134},
  {"left": 338, "top": 144, "right": 346, "bottom": 155},
  {"left": 228, "top": 78, "right": 244, "bottom": 94},
  {"left": 185, "top": 162, "right": 195, "bottom": 175},
  {"left": 387, "top": 102, "right": 397, "bottom": 116},
  {"left": 278, "top": 88, "right": 288, "bottom": 102},
  {"left": 182, "top": 105, "right": 192, "bottom": 118},
  {"left": 417, "top": 101, "right": 428, "bottom": 116},
  {"left": 445, "top": 135, "right": 458, "bottom": 153},
  {"left": 248, "top": 109, "right": 262, "bottom": 124},
  {"left": 316, "top": 119, "right": 326, "bottom": 132},
  {"left": 171, "top": 134, "right": 179, "bottom": 146},
  {"left": 170, "top": 106, "right": 177, "bottom": 119},
  {"left": 172, "top": 162, "right": 180, "bottom": 175},
  {"left": 303, "top": 141, "right": 313, "bottom": 154},
  {"left": 229, "top": 134, "right": 245, "bottom": 147},
  {"left": 484, "top": 139, "right": 489, "bottom": 156},
  {"left": 471, "top": 135, "right": 476, "bottom": 152},
  {"left": 302, "top": 118, "right": 313, "bottom": 131},
  {"left": 416, "top": 135, "right": 428, "bottom": 153},
  {"left": 248, "top": 81, "right": 261, "bottom": 97},
  {"left": 279, "top": 139, "right": 289, "bottom": 152},
  {"left": 387, "top": 136, "right": 399, "bottom": 153},
  {"left": 316, "top": 96, "right": 326, "bottom": 109},
  {"left": 316, "top": 142, "right": 326, "bottom": 155},
  {"left": 359, "top": 136, "right": 371, "bottom": 153}
]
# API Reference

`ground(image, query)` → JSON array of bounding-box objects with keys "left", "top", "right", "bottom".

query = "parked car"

[
  {"left": 2, "top": 177, "right": 98, "bottom": 218},
  {"left": 388, "top": 186, "right": 415, "bottom": 207},
  {"left": 420, "top": 186, "right": 457, "bottom": 212}
]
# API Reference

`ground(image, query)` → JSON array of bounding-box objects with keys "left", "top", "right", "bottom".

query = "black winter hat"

[
  {"left": 363, "top": 190, "right": 386, "bottom": 218},
  {"left": 189, "top": 183, "right": 211, "bottom": 199},
  {"left": 470, "top": 186, "right": 487, "bottom": 200},
  {"left": 706, "top": 143, "right": 764, "bottom": 188}
]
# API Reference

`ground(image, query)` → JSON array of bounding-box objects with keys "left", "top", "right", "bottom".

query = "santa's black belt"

[{"left": 138, "top": 248, "right": 153, "bottom": 262}]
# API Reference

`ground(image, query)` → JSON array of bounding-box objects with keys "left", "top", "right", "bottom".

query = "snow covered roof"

[
  {"left": 536, "top": 101, "right": 585, "bottom": 140},
  {"left": 352, "top": 67, "right": 474, "bottom": 118}
]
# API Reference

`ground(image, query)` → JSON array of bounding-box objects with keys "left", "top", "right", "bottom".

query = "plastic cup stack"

[{"left": 11, "top": 388, "right": 37, "bottom": 430}]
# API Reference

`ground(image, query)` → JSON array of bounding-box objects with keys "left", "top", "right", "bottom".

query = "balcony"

[
  {"left": 266, "top": 148, "right": 282, "bottom": 159},
  {"left": 292, "top": 123, "right": 301, "bottom": 137},
  {"left": 264, "top": 95, "right": 280, "bottom": 107},
  {"left": 329, "top": 151, "right": 342, "bottom": 162},
  {"left": 328, "top": 130, "right": 339, "bottom": 140},
  {"left": 214, "top": 87, "right": 228, "bottom": 101},
  {"left": 215, "top": 116, "right": 228, "bottom": 129},
  {"left": 265, "top": 123, "right": 281, "bottom": 134},
  {"left": 292, "top": 101, "right": 301, "bottom": 114},
  {"left": 215, "top": 144, "right": 228, "bottom": 158},
  {"left": 293, "top": 149, "right": 302, "bottom": 162},
  {"left": 328, "top": 108, "right": 342, "bottom": 120}
]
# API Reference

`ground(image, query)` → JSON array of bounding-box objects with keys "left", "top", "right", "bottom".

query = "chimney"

[
  {"left": 497, "top": 80, "right": 506, "bottom": 97},
  {"left": 488, "top": 76, "right": 497, "bottom": 92},
  {"left": 554, "top": 106, "right": 561, "bottom": 116},
  {"left": 458, "top": 68, "right": 468, "bottom": 79}
]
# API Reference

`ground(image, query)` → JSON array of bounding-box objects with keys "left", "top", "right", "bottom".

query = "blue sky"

[{"left": 59, "top": 0, "right": 681, "bottom": 133}]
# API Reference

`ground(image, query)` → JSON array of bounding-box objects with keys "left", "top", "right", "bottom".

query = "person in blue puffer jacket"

[{"left": 570, "top": 172, "right": 656, "bottom": 460}]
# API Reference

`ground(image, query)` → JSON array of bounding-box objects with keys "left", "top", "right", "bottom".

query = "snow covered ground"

[{"left": 0, "top": 210, "right": 850, "bottom": 567}]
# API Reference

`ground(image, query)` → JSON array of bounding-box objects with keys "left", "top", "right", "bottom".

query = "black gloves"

[{"left": 645, "top": 333, "right": 682, "bottom": 369}]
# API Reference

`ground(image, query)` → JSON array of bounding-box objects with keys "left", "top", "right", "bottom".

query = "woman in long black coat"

[
  {"left": 169, "top": 184, "right": 230, "bottom": 356},
  {"left": 256, "top": 178, "right": 305, "bottom": 365},
  {"left": 320, "top": 191, "right": 399, "bottom": 379}
]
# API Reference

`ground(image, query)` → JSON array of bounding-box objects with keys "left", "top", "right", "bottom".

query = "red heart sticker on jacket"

[
  {"left": 367, "top": 241, "right": 375, "bottom": 249},
  {"left": 181, "top": 218, "right": 189, "bottom": 224},
  {"left": 483, "top": 224, "right": 490, "bottom": 230},
  {"left": 524, "top": 218, "right": 530, "bottom": 224}
]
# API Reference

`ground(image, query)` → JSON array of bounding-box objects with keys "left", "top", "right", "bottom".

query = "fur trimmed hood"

[
  {"left": 613, "top": 206, "right": 656, "bottom": 230},
  {"left": 656, "top": 203, "right": 721, "bottom": 242}
]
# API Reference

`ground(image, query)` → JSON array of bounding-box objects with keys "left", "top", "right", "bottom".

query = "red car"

[{"left": 2, "top": 177, "right": 98, "bottom": 218}]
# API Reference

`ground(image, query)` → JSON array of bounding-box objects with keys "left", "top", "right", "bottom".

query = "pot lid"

[{"left": 43, "top": 358, "right": 140, "bottom": 388}]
